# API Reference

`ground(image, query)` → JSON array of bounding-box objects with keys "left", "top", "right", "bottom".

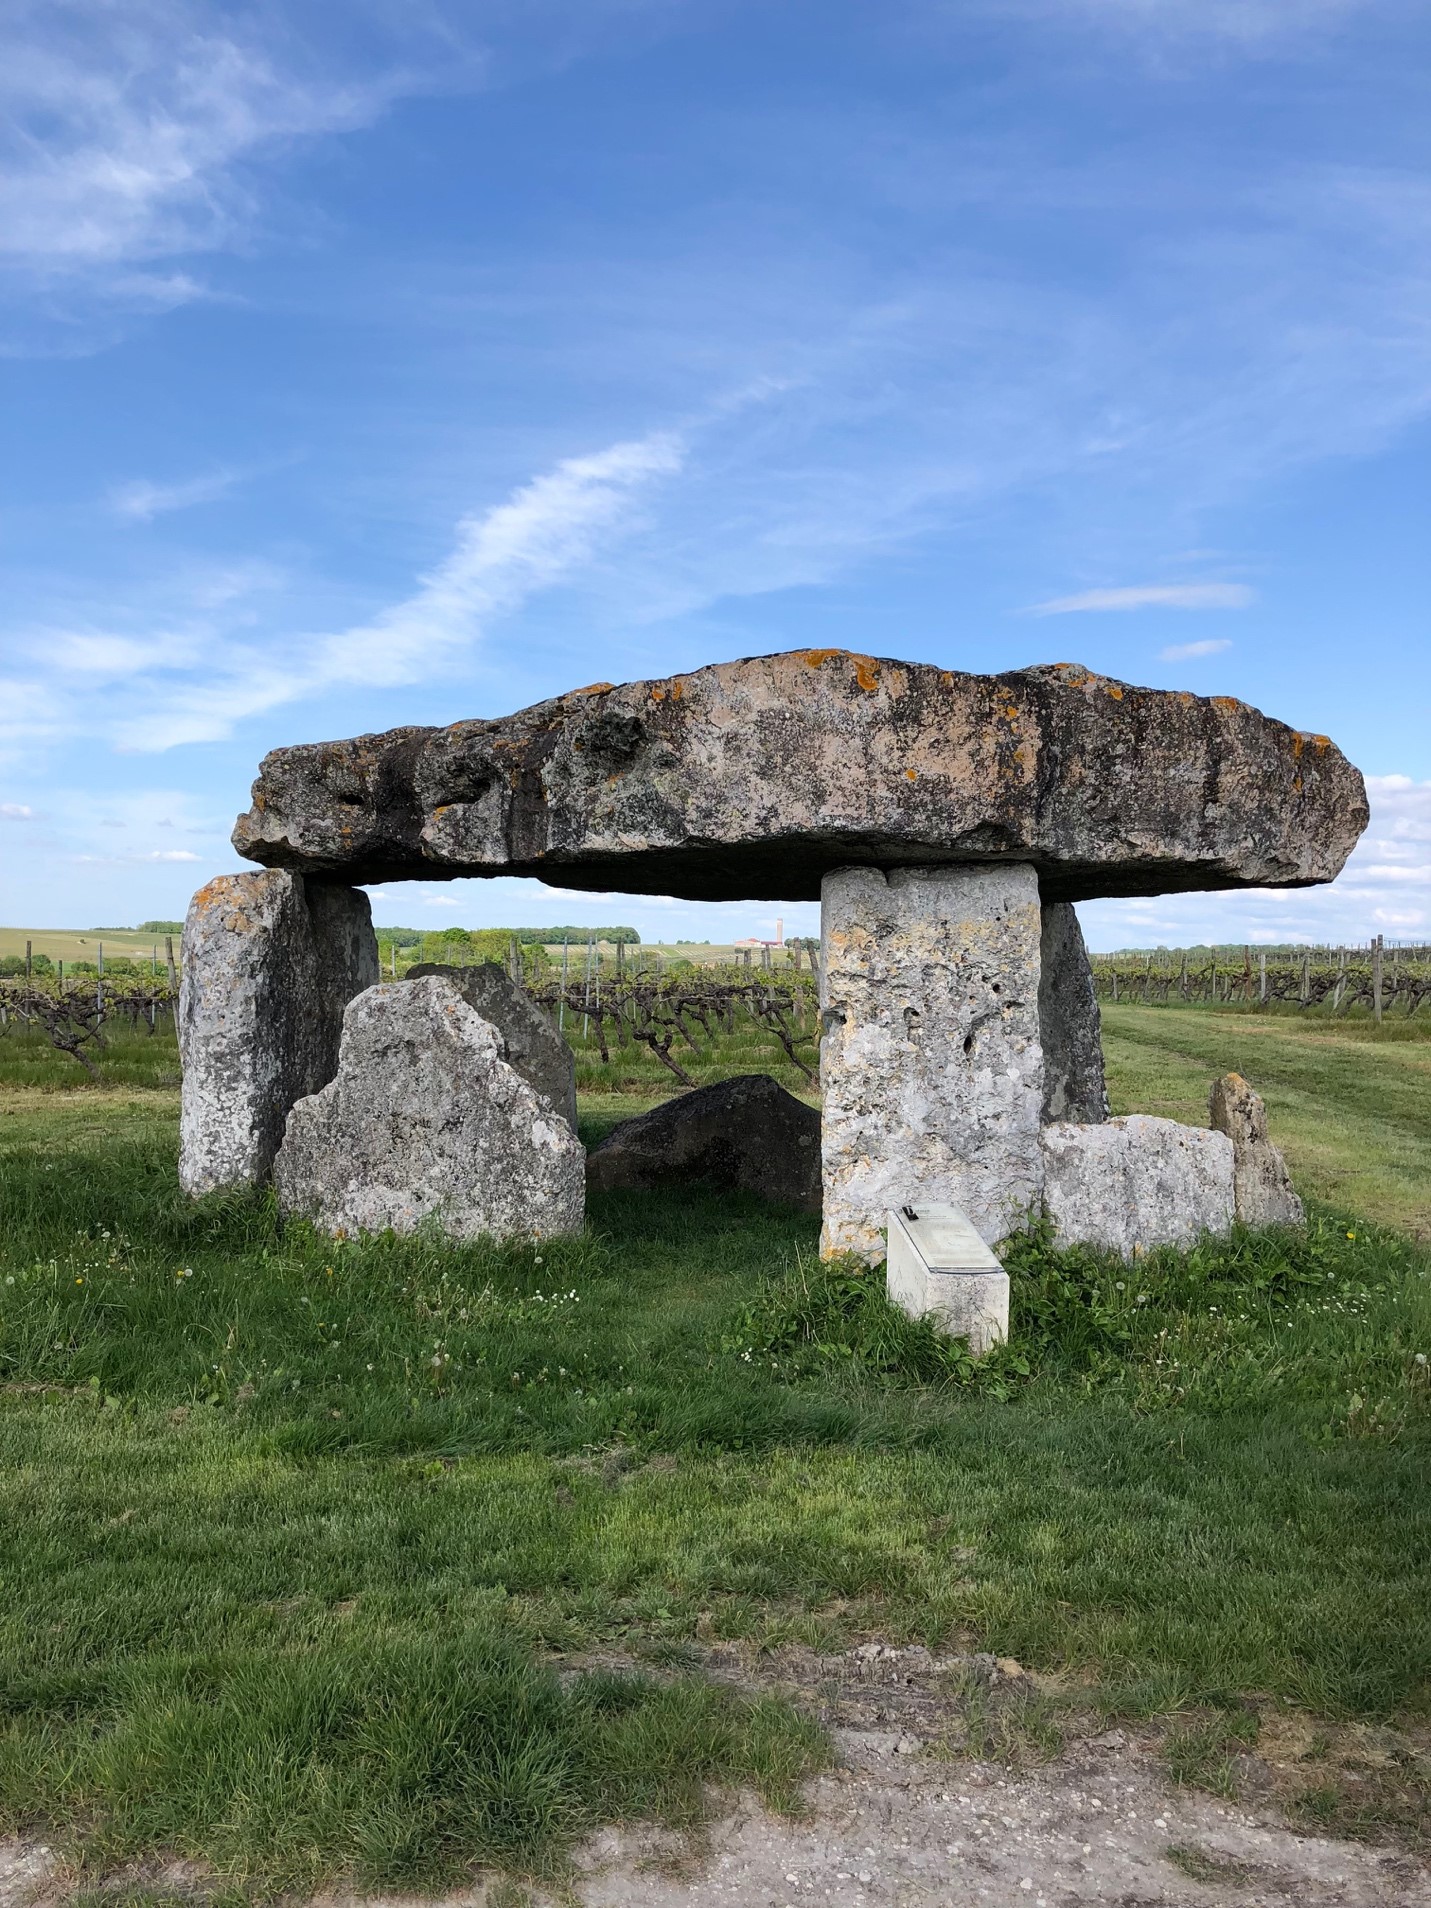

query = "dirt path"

[
  {"left": 575, "top": 1730, "right": 1426, "bottom": 1906},
  {"left": 3, "top": 1649, "right": 1425, "bottom": 1908},
  {"left": 3, "top": 1733, "right": 1425, "bottom": 1908}
]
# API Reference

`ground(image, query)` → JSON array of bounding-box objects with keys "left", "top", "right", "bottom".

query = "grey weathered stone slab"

[
  {"left": 1209, "top": 1073, "right": 1305, "bottom": 1228},
  {"left": 231, "top": 650, "right": 1367, "bottom": 903},
  {"left": 585, "top": 1073, "right": 820, "bottom": 1209},
  {"left": 1041, "top": 1115, "right": 1234, "bottom": 1257},
  {"left": 819, "top": 863, "right": 1045, "bottom": 1260},
  {"left": 406, "top": 961, "right": 576, "bottom": 1128},
  {"left": 178, "top": 871, "right": 378, "bottom": 1196},
  {"left": 1038, "top": 901, "right": 1108, "bottom": 1124},
  {"left": 274, "top": 976, "right": 585, "bottom": 1241}
]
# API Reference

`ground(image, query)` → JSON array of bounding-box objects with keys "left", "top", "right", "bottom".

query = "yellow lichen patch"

[
  {"left": 650, "top": 687, "right": 666, "bottom": 702},
  {"left": 1105, "top": 683, "right": 1124, "bottom": 700},
  {"left": 669, "top": 678, "right": 683, "bottom": 700},
  {"left": 852, "top": 655, "right": 880, "bottom": 693},
  {"left": 431, "top": 805, "right": 452, "bottom": 819},
  {"left": 905, "top": 768, "right": 918, "bottom": 781},
  {"left": 1002, "top": 703, "right": 1019, "bottom": 722},
  {"left": 568, "top": 682, "right": 614, "bottom": 698},
  {"left": 802, "top": 648, "right": 846, "bottom": 668},
  {"left": 1211, "top": 696, "right": 1243, "bottom": 713},
  {"left": 1292, "top": 733, "right": 1305, "bottom": 758},
  {"left": 1310, "top": 734, "right": 1331, "bottom": 750}
]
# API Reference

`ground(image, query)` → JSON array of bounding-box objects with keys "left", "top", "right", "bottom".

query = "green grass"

[
  {"left": 1102, "top": 1003, "right": 1431, "bottom": 1238},
  {"left": 0, "top": 1022, "right": 182, "bottom": 1092},
  {"left": 0, "top": 1013, "right": 1429, "bottom": 1893}
]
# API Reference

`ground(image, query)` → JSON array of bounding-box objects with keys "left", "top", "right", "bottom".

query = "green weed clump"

[
  {"left": 0, "top": 1625, "right": 822, "bottom": 1894},
  {"left": 724, "top": 1216, "right": 1431, "bottom": 1430}
]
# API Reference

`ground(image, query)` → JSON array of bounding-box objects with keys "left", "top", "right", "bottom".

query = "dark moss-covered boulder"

[{"left": 585, "top": 1074, "right": 820, "bottom": 1211}]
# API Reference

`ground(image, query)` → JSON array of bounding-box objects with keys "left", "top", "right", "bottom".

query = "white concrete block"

[{"left": 886, "top": 1203, "right": 1010, "bottom": 1355}]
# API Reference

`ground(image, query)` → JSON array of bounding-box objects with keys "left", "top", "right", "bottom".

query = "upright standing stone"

[
  {"left": 1038, "top": 901, "right": 1108, "bottom": 1124},
  {"left": 1209, "top": 1073, "right": 1304, "bottom": 1227},
  {"left": 406, "top": 962, "right": 577, "bottom": 1128},
  {"left": 274, "top": 976, "right": 585, "bottom": 1241},
  {"left": 178, "top": 871, "right": 378, "bottom": 1196},
  {"left": 819, "top": 863, "right": 1045, "bottom": 1260}
]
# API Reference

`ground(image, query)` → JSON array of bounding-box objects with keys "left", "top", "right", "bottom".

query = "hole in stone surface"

[{"left": 963, "top": 1032, "right": 975, "bottom": 1056}]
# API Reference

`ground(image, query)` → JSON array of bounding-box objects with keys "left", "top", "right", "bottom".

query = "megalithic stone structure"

[
  {"left": 178, "top": 870, "right": 378, "bottom": 1196},
  {"left": 194, "top": 648, "right": 1366, "bottom": 1251}
]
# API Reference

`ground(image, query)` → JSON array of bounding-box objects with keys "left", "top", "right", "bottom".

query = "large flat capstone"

[
  {"left": 274, "top": 976, "right": 585, "bottom": 1241},
  {"left": 179, "top": 871, "right": 378, "bottom": 1196},
  {"left": 231, "top": 650, "right": 1367, "bottom": 903},
  {"left": 820, "top": 862, "right": 1045, "bottom": 1260}
]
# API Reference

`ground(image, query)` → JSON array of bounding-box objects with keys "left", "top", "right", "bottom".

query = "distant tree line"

[{"left": 375, "top": 924, "right": 640, "bottom": 950}]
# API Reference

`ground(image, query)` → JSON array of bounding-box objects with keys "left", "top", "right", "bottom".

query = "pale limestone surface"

[
  {"left": 1041, "top": 1115, "right": 1235, "bottom": 1257},
  {"left": 1210, "top": 1072, "right": 1305, "bottom": 1228},
  {"left": 885, "top": 1203, "right": 1009, "bottom": 1354},
  {"left": 178, "top": 871, "right": 377, "bottom": 1197},
  {"left": 406, "top": 961, "right": 577, "bottom": 1128},
  {"left": 273, "top": 976, "right": 584, "bottom": 1241},
  {"left": 1038, "top": 900, "right": 1108, "bottom": 1123},
  {"left": 819, "top": 863, "right": 1045, "bottom": 1260}
]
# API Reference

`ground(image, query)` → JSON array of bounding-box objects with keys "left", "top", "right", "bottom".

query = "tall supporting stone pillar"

[
  {"left": 819, "top": 864, "right": 1045, "bottom": 1260},
  {"left": 178, "top": 870, "right": 379, "bottom": 1196},
  {"left": 1038, "top": 900, "right": 1108, "bottom": 1124}
]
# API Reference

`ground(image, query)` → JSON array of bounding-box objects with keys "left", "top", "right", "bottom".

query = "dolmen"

[{"left": 180, "top": 648, "right": 1365, "bottom": 1255}]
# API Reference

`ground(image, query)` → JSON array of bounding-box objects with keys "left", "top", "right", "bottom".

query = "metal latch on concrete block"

[{"left": 885, "top": 1203, "right": 1009, "bottom": 1355}]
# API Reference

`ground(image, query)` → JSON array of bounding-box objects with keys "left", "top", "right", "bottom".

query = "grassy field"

[{"left": 0, "top": 1007, "right": 1428, "bottom": 1894}]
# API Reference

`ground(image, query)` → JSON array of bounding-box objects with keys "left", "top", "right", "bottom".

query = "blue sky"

[{"left": 2, "top": 0, "right": 1428, "bottom": 949}]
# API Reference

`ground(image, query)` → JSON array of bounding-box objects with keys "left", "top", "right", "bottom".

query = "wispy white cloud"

[
  {"left": 0, "top": 2, "right": 481, "bottom": 339},
  {"left": 1159, "top": 637, "right": 1234, "bottom": 662},
  {"left": 108, "top": 469, "right": 242, "bottom": 522},
  {"left": 1080, "top": 776, "right": 1431, "bottom": 948},
  {"left": 0, "top": 803, "right": 35, "bottom": 820},
  {"left": 103, "top": 429, "right": 685, "bottom": 748},
  {"left": 1030, "top": 584, "right": 1254, "bottom": 615}
]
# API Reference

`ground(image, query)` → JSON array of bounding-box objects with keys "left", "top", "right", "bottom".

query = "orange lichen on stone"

[
  {"left": 650, "top": 688, "right": 666, "bottom": 702},
  {"left": 1211, "top": 697, "right": 1243, "bottom": 713},
  {"left": 669, "top": 679, "right": 683, "bottom": 700},
  {"left": 1105, "top": 683, "right": 1124, "bottom": 700},
  {"left": 803, "top": 648, "right": 845, "bottom": 668},
  {"left": 852, "top": 656, "right": 880, "bottom": 692},
  {"left": 569, "top": 682, "right": 614, "bottom": 697},
  {"left": 905, "top": 768, "right": 918, "bottom": 781}
]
